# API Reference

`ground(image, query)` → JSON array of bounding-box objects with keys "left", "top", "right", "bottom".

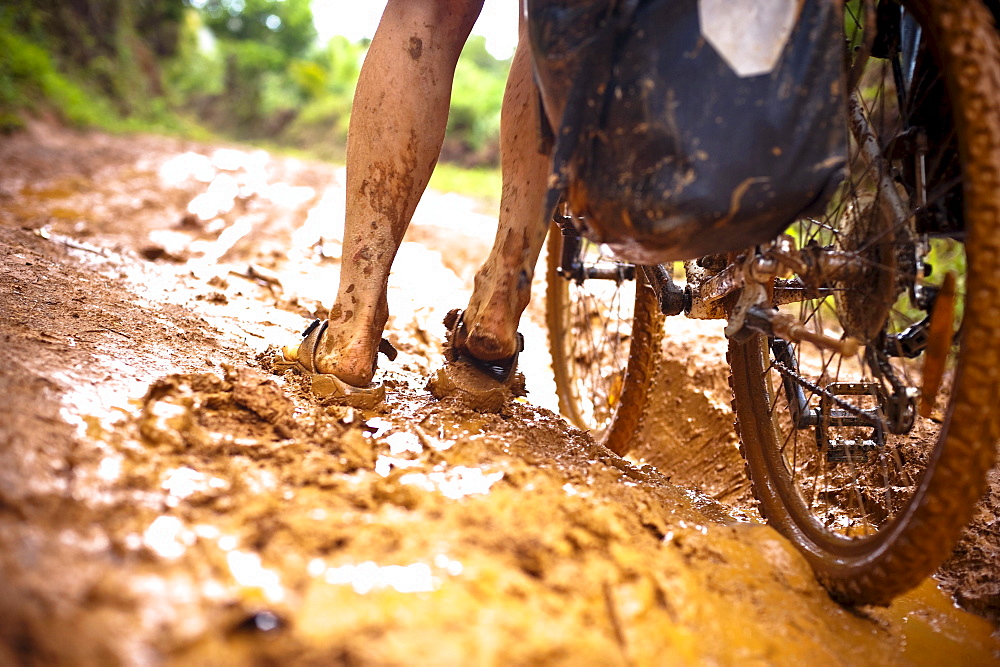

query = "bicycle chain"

[{"left": 769, "top": 356, "right": 883, "bottom": 428}]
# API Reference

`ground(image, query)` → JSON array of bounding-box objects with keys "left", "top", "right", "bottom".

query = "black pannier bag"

[{"left": 528, "top": 0, "right": 848, "bottom": 263}]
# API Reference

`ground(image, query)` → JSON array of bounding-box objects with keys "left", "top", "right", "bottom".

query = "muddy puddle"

[{"left": 0, "top": 122, "right": 997, "bottom": 664}]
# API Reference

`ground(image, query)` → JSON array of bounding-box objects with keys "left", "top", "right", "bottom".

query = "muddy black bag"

[{"left": 528, "top": 0, "right": 848, "bottom": 262}]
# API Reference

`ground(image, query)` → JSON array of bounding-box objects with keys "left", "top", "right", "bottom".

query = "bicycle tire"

[
  {"left": 545, "top": 223, "right": 664, "bottom": 455},
  {"left": 728, "top": 0, "right": 1000, "bottom": 605}
]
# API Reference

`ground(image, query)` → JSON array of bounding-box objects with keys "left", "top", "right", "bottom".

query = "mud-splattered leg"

[
  {"left": 460, "top": 20, "right": 551, "bottom": 362},
  {"left": 311, "top": 0, "right": 485, "bottom": 386}
]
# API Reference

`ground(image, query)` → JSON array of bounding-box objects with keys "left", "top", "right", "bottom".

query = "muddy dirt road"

[{"left": 1, "top": 123, "right": 998, "bottom": 664}]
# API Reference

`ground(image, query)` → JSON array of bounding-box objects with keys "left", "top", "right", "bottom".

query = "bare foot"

[
  {"left": 460, "top": 262, "right": 530, "bottom": 362},
  {"left": 311, "top": 295, "right": 389, "bottom": 387}
]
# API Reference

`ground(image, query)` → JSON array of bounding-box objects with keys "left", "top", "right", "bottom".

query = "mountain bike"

[{"left": 545, "top": 0, "right": 1000, "bottom": 605}]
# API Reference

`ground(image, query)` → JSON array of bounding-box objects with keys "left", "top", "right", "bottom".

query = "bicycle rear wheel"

[
  {"left": 546, "top": 222, "right": 664, "bottom": 455},
  {"left": 729, "top": 0, "right": 1000, "bottom": 605}
]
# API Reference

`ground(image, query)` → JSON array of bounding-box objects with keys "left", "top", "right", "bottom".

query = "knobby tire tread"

[{"left": 545, "top": 225, "right": 664, "bottom": 455}]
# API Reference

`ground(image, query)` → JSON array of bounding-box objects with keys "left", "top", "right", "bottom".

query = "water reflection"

[
  {"left": 373, "top": 455, "right": 424, "bottom": 477},
  {"left": 160, "top": 148, "right": 317, "bottom": 227},
  {"left": 326, "top": 561, "right": 434, "bottom": 594},
  {"left": 187, "top": 172, "right": 240, "bottom": 220},
  {"left": 290, "top": 182, "right": 345, "bottom": 260},
  {"left": 384, "top": 431, "right": 422, "bottom": 455},
  {"left": 158, "top": 152, "right": 215, "bottom": 186},
  {"left": 143, "top": 516, "right": 191, "bottom": 560},
  {"left": 364, "top": 418, "right": 394, "bottom": 439},
  {"left": 227, "top": 550, "right": 285, "bottom": 603},
  {"left": 433, "top": 553, "right": 464, "bottom": 576},
  {"left": 97, "top": 456, "right": 123, "bottom": 482},
  {"left": 399, "top": 466, "right": 504, "bottom": 500},
  {"left": 161, "top": 466, "right": 227, "bottom": 505},
  {"left": 307, "top": 555, "right": 465, "bottom": 595}
]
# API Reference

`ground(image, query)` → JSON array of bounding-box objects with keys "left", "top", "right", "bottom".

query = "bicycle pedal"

[
  {"left": 824, "top": 437, "right": 877, "bottom": 464},
  {"left": 815, "top": 381, "right": 886, "bottom": 460}
]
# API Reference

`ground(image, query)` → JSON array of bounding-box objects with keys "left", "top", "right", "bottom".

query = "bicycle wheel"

[
  {"left": 728, "top": 0, "right": 1000, "bottom": 605},
  {"left": 546, "top": 222, "right": 664, "bottom": 455}
]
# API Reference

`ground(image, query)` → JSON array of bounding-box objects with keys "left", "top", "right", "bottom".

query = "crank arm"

[
  {"left": 744, "top": 306, "right": 860, "bottom": 357},
  {"left": 641, "top": 264, "right": 687, "bottom": 316}
]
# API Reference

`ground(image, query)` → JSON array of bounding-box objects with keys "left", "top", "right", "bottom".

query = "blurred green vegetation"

[
  {"left": 0, "top": 0, "right": 511, "bottom": 174},
  {"left": 0, "top": 0, "right": 195, "bottom": 134},
  {"left": 429, "top": 163, "right": 503, "bottom": 206}
]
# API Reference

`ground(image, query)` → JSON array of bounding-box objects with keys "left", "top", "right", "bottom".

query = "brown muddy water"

[{"left": 0, "top": 122, "right": 997, "bottom": 664}]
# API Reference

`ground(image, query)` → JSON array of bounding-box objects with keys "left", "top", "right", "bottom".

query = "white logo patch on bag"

[{"left": 698, "top": 0, "right": 804, "bottom": 77}]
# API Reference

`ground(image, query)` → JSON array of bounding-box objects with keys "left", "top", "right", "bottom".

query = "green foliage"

[
  {"left": 198, "top": 0, "right": 316, "bottom": 58},
  {"left": 192, "top": 0, "right": 317, "bottom": 134},
  {"left": 279, "top": 35, "right": 363, "bottom": 151},
  {"left": 289, "top": 60, "right": 327, "bottom": 99},
  {"left": 447, "top": 36, "right": 510, "bottom": 157},
  {"left": 278, "top": 33, "right": 509, "bottom": 167},
  {"left": 429, "top": 163, "right": 502, "bottom": 207},
  {"left": 322, "top": 35, "right": 362, "bottom": 94},
  {"left": 0, "top": 1, "right": 199, "bottom": 134},
  {"left": 844, "top": 0, "right": 864, "bottom": 50},
  {"left": 1, "top": 0, "right": 511, "bottom": 176},
  {"left": 0, "top": 20, "right": 110, "bottom": 127},
  {"left": 164, "top": 10, "right": 225, "bottom": 102},
  {"left": 223, "top": 37, "right": 286, "bottom": 73}
]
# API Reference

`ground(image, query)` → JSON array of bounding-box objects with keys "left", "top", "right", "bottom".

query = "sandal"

[
  {"left": 444, "top": 309, "right": 523, "bottom": 384},
  {"left": 276, "top": 319, "right": 391, "bottom": 409},
  {"left": 427, "top": 309, "right": 526, "bottom": 412}
]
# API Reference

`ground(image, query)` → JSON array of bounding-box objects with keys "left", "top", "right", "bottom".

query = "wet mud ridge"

[{"left": 1, "top": 124, "right": 998, "bottom": 663}]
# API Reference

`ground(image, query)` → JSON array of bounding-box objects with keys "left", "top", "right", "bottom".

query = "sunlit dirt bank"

[{"left": 1, "top": 123, "right": 998, "bottom": 664}]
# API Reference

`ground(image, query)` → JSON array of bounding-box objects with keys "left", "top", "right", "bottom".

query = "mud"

[
  {"left": 426, "top": 308, "right": 527, "bottom": 413},
  {"left": 630, "top": 317, "right": 752, "bottom": 507},
  {"left": 1, "top": 122, "right": 998, "bottom": 664},
  {"left": 940, "top": 466, "right": 1000, "bottom": 622}
]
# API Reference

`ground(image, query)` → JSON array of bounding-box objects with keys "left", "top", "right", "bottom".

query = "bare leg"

[
  {"left": 460, "top": 20, "right": 551, "bottom": 362},
  {"left": 313, "top": 0, "right": 484, "bottom": 386}
]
